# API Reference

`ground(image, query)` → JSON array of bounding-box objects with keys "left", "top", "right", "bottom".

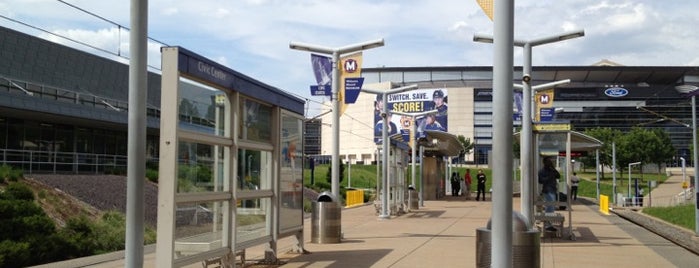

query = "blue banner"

[{"left": 344, "top": 77, "right": 364, "bottom": 104}]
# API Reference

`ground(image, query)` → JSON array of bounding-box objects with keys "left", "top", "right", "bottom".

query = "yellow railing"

[
  {"left": 345, "top": 189, "right": 364, "bottom": 208},
  {"left": 599, "top": 195, "right": 610, "bottom": 215}
]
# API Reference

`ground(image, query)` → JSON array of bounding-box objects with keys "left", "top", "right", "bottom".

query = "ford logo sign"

[{"left": 604, "top": 87, "right": 628, "bottom": 97}]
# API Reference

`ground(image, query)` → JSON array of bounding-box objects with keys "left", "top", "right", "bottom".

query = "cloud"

[{"left": 3, "top": 0, "right": 699, "bottom": 117}]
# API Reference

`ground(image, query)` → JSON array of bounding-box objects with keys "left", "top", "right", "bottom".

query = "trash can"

[
  {"left": 408, "top": 186, "right": 419, "bottom": 211},
  {"left": 476, "top": 211, "right": 540, "bottom": 267},
  {"left": 311, "top": 191, "right": 341, "bottom": 243}
]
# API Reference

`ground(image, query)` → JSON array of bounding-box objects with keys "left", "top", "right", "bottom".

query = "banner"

[
  {"left": 535, "top": 88, "right": 555, "bottom": 122},
  {"left": 339, "top": 52, "right": 363, "bottom": 116},
  {"left": 374, "top": 88, "right": 448, "bottom": 144},
  {"left": 311, "top": 54, "right": 332, "bottom": 86}
]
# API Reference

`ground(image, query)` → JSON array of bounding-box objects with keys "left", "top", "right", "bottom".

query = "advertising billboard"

[{"left": 374, "top": 88, "right": 448, "bottom": 144}]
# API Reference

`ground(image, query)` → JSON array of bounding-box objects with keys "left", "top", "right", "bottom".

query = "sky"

[{"left": 1, "top": 0, "right": 699, "bottom": 117}]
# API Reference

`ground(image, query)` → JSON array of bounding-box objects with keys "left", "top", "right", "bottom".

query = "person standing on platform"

[
  {"left": 464, "top": 169, "right": 472, "bottom": 200},
  {"left": 571, "top": 172, "right": 580, "bottom": 200},
  {"left": 450, "top": 172, "right": 459, "bottom": 196},
  {"left": 538, "top": 157, "right": 561, "bottom": 232},
  {"left": 476, "top": 169, "right": 487, "bottom": 201}
]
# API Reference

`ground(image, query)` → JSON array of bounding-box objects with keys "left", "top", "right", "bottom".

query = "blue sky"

[{"left": 2, "top": 0, "right": 699, "bottom": 117}]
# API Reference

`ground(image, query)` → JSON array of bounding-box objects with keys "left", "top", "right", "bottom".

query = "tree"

[
  {"left": 326, "top": 162, "right": 345, "bottom": 184},
  {"left": 456, "top": 135, "right": 474, "bottom": 164},
  {"left": 582, "top": 127, "right": 623, "bottom": 177},
  {"left": 649, "top": 128, "right": 676, "bottom": 174}
]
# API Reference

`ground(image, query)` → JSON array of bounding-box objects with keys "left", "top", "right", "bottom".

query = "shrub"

[
  {"left": 2, "top": 183, "right": 35, "bottom": 201},
  {"left": 146, "top": 168, "right": 159, "bottom": 183}
]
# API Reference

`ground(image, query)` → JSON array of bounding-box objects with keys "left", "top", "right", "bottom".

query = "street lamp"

[
  {"left": 473, "top": 29, "right": 584, "bottom": 227},
  {"left": 675, "top": 84, "right": 699, "bottom": 235},
  {"left": 393, "top": 109, "right": 438, "bottom": 206},
  {"left": 362, "top": 84, "right": 419, "bottom": 219},
  {"left": 290, "top": 39, "right": 384, "bottom": 198}
]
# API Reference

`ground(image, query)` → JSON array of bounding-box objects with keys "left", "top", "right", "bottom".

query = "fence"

[{"left": 1, "top": 148, "right": 131, "bottom": 174}]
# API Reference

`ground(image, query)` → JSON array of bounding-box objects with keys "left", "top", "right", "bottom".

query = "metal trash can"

[
  {"left": 408, "top": 186, "right": 419, "bottom": 211},
  {"left": 311, "top": 191, "right": 341, "bottom": 243},
  {"left": 476, "top": 211, "right": 540, "bottom": 267}
]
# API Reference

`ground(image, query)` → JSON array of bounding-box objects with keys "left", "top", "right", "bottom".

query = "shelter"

[{"left": 517, "top": 125, "right": 603, "bottom": 239}]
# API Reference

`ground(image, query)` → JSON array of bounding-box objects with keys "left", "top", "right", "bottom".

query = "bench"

[
  {"left": 535, "top": 198, "right": 565, "bottom": 238},
  {"left": 534, "top": 212, "right": 565, "bottom": 237}
]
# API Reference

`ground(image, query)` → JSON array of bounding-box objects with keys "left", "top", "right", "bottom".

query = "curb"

[{"left": 612, "top": 208, "right": 699, "bottom": 255}]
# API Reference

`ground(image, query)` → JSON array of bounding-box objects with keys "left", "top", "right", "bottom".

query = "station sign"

[{"left": 534, "top": 123, "right": 570, "bottom": 131}]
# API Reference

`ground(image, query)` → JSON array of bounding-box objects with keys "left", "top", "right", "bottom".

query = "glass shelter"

[{"left": 156, "top": 47, "right": 305, "bottom": 267}]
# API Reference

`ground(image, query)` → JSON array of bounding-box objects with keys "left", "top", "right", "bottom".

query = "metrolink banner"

[
  {"left": 373, "top": 88, "right": 448, "bottom": 144},
  {"left": 535, "top": 88, "right": 555, "bottom": 122}
]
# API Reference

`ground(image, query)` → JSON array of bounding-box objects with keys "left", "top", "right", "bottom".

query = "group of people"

[{"left": 449, "top": 169, "right": 488, "bottom": 201}]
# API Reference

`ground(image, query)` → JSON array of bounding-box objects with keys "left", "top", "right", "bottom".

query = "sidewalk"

[
  {"left": 76, "top": 196, "right": 699, "bottom": 268},
  {"left": 266, "top": 197, "right": 699, "bottom": 268},
  {"left": 647, "top": 168, "right": 694, "bottom": 207}
]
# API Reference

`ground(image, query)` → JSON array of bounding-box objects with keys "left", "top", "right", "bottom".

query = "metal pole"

[
  {"left": 412, "top": 116, "right": 417, "bottom": 188},
  {"left": 613, "top": 142, "right": 617, "bottom": 205},
  {"left": 492, "top": 0, "right": 514, "bottom": 266},
  {"left": 521, "top": 43, "right": 533, "bottom": 227},
  {"left": 692, "top": 96, "right": 699, "bottom": 235},
  {"left": 331, "top": 51, "right": 340, "bottom": 198},
  {"left": 419, "top": 145, "right": 425, "bottom": 207},
  {"left": 596, "top": 149, "right": 600, "bottom": 200},
  {"left": 126, "top": 0, "right": 147, "bottom": 266},
  {"left": 380, "top": 92, "right": 390, "bottom": 218}
]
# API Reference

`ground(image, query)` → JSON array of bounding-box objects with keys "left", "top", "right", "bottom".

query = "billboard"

[{"left": 374, "top": 88, "right": 448, "bottom": 144}]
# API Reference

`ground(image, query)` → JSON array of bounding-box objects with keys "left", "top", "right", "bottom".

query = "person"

[
  {"left": 450, "top": 172, "right": 460, "bottom": 196},
  {"left": 423, "top": 114, "right": 445, "bottom": 131},
  {"left": 374, "top": 111, "right": 398, "bottom": 141},
  {"left": 374, "top": 94, "right": 384, "bottom": 123},
  {"left": 571, "top": 172, "right": 580, "bottom": 201},
  {"left": 459, "top": 172, "right": 466, "bottom": 197},
  {"left": 464, "top": 169, "right": 472, "bottom": 200},
  {"left": 538, "top": 157, "right": 561, "bottom": 232},
  {"left": 476, "top": 169, "right": 486, "bottom": 201},
  {"left": 430, "top": 89, "right": 448, "bottom": 129}
]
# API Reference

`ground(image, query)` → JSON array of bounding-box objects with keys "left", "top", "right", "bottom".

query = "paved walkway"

[
  {"left": 261, "top": 197, "right": 698, "bottom": 268},
  {"left": 646, "top": 168, "right": 695, "bottom": 207},
  {"left": 58, "top": 171, "right": 699, "bottom": 268}
]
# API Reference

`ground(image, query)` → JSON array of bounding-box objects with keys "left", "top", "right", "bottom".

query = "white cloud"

[{"left": 2, "top": 0, "right": 699, "bottom": 116}]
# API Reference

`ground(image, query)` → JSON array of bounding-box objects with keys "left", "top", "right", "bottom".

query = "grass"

[
  {"left": 643, "top": 204, "right": 696, "bottom": 231},
  {"left": 576, "top": 171, "right": 668, "bottom": 199}
]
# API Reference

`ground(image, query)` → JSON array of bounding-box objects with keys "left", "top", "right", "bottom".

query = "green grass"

[
  {"left": 576, "top": 171, "right": 668, "bottom": 199},
  {"left": 303, "top": 164, "right": 497, "bottom": 192},
  {"left": 643, "top": 204, "right": 696, "bottom": 231}
]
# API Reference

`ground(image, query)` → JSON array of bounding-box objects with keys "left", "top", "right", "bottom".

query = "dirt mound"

[{"left": 30, "top": 174, "right": 158, "bottom": 226}]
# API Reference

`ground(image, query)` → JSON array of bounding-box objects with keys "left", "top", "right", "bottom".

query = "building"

[{"left": 315, "top": 65, "right": 699, "bottom": 167}]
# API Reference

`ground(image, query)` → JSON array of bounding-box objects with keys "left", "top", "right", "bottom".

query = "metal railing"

[{"left": 1, "top": 148, "right": 129, "bottom": 174}]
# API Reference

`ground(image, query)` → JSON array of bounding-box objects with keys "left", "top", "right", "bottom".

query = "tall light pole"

[
  {"left": 675, "top": 84, "right": 699, "bottom": 235},
  {"left": 362, "top": 85, "right": 418, "bottom": 219},
  {"left": 473, "top": 29, "right": 584, "bottom": 227},
  {"left": 290, "top": 39, "right": 384, "bottom": 198},
  {"left": 393, "top": 109, "right": 439, "bottom": 204}
]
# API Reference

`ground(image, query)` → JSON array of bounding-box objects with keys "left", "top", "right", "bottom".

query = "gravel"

[{"left": 30, "top": 174, "right": 159, "bottom": 226}]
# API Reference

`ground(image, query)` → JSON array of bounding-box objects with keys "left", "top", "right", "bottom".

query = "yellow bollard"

[{"left": 599, "top": 195, "right": 610, "bottom": 215}]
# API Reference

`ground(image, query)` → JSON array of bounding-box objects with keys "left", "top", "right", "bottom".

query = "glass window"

[
  {"left": 237, "top": 149, "right": 272, "bottom": 191},
  {"left": 236, "top": 197, "right": 271, "bottom": 244},
  {"left": 239, "top": 99, "right": 272, "bottom": 142},
  {"left": 474, "top": 114, "right": 493, "bottom": 125},
  {"left": 178, "top": 141, "right": 227, "bottom": 193},
  {"left": 178, "top": 78, "right": 230, "bottom": 137},
  {"left": 174, "top": 201, "right": 225, "bottom": 258},
  {"left": 280, "top": 114, "right": 303, "bottom": 231},
  {"left": 0, "top": 117, "right": 6, "bottom": 149}
]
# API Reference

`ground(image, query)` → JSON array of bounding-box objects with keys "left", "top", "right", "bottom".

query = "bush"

[
  {"left": 0, "top": 164, "right": 22, "bottom": 183},
  {"left": 146, "top": 168, "right": 159, "bottom": 183},
  {"left": 2, "top": 183, "right": 35, "bottom": 201}
]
